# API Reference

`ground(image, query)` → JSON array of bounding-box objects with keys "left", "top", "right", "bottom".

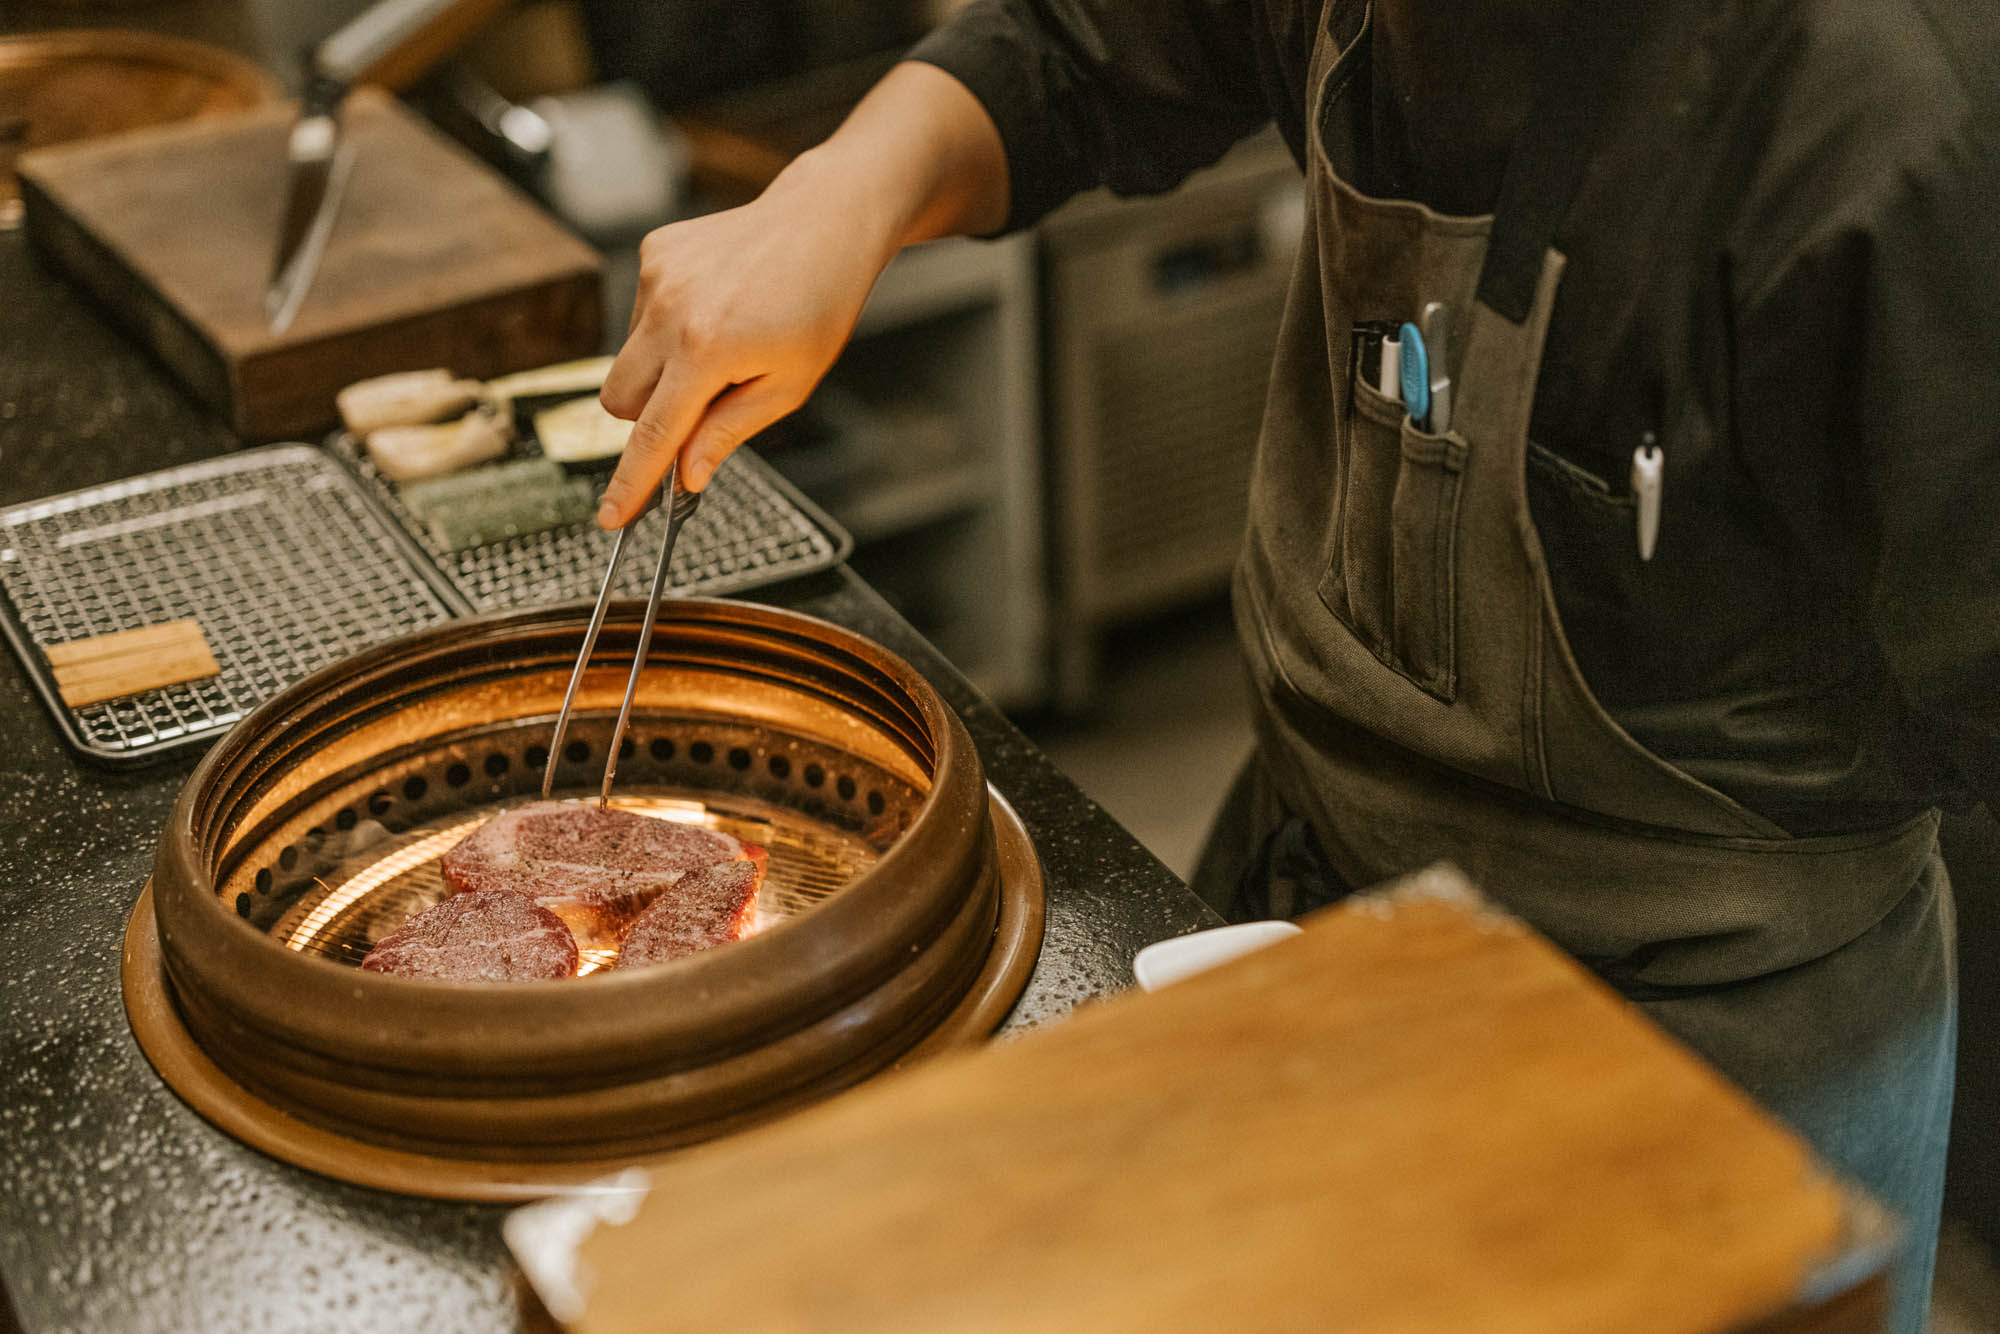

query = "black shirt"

[{"left": 912, "top": 0, "right": 2000, "bottom": 834}]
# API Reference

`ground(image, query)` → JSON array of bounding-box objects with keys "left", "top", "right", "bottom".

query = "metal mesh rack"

[
  {"left": 0, "top": 446, "right": 467, "bottom": 764},
  {"left": 328, "top": 435, "right": 850, "bottom": 613},
  {"left": 2, "top": 438, "right": 851, "bottom": 766}
]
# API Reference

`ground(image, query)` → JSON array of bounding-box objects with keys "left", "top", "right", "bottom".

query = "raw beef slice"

[
  {"left": 617, "top": 860, "right": 763, "bottom": 968},
  {"left": 361, "top": 890, "right": 579, "bottom": 981},
  {"left": 439, "top": 801, "right": 752, "bottom": 942}
]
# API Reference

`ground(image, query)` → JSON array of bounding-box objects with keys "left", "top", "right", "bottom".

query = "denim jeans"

[
  {"left": 1198, "top": 760, "right": 1958, "bottom": 1331},
  {"left": 1636, "top": 853, "right": 1957, "bottom": 1334}
]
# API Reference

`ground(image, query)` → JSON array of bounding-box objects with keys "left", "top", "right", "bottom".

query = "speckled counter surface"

[{"left": 0, "top": 229, "right": 1218, "bottom": 1333}]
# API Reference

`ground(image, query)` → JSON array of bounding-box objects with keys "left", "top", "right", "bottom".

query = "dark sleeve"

[
  {"left": 906, "top": 0, "right": 1281, "bottom": 232},
  {"left": 1728, "top": 12, "right": 2000, "bottom": 803}
]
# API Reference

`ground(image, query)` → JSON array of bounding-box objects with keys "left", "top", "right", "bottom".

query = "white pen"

[
  {"left": 1379, "top": 331, "right": 1402, "bottom": 403},
  {"left": 1420, "top": 301, "right": 1452, "bottom": 433},
  {"left": 1631, "top": 433, "right": 1664, "bottom": 561}
]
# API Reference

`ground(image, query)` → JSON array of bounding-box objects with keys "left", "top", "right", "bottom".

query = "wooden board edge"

[{"left": 18, "top": 170, "right": 236, "bottom": 424}]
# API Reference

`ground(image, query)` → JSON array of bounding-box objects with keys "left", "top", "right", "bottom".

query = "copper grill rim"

[{"left": 130, "top": 597, "right": 1044, "bottom": 1190}]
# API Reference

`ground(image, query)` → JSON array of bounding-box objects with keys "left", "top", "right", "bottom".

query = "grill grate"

[
  {"left": 270, "top": 795, "right": 881, "bottom": 975},
  {"left": 328, "top": 434, "right": 849, "bottom": 613},
  {"left": 0, "top": 446, "right": 465, "bottom": 762},
  {"left": 228, "top": 710, "right": 925, "bottom": 976}
]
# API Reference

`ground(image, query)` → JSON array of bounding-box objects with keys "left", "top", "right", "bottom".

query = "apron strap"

[
  {"left": 1233, "top": 814, "right": 1354, "bottom": 922},
  {"left": 1474, "top": 5, "right": 1649, "bottom": 323}
]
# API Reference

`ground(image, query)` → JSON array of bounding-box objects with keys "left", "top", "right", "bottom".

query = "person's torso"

[{"left": 1241, "top": 0, "right": 1966, "bottom": 833}]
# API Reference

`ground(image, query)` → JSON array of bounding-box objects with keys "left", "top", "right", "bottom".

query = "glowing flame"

[{"left": 282, "top": 819, "right": 483, "bottom": 952}]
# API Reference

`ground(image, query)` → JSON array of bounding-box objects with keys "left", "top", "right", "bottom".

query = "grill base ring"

[{"left": 123, "top": 788, "right": 1043, "bottom": 1202}]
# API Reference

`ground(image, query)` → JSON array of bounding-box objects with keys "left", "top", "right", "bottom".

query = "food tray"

[
  {"left": 0, "top": 445, "right": 467, "bottom": 764},
  {"left": 327, "top": 433, "right": 851, "bottom": 614}
]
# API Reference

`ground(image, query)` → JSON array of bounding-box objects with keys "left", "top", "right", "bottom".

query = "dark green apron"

[{"left": 1196, "top": 5, "right": 1957, "bottom": 1328}]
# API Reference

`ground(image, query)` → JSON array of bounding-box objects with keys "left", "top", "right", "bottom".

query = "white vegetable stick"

[
  {"left": 484, "top": 356, "right": 616, "bottom": 403},
  {"left": 365, "top": 409, "right": 512, "bottom": 482},
  {"left": 337, "top": 369, "right": 485, "bottom": 436}
]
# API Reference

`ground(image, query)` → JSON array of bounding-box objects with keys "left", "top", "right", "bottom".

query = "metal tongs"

[{"left": 540, "top": 460, "right": 702, "bottom": 804}]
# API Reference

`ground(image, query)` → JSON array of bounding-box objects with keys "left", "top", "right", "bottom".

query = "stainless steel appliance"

[{"left": 1039, "top": 132, "right": 1303, "bottom": 708}]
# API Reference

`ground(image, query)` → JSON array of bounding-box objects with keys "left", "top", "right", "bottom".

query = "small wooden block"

[{"left": 45, "top": 619, "right": 220, "bottom": 708}]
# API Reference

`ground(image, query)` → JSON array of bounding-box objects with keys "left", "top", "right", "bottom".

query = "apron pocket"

[
  {"left": 1318, "top": 373, "right": 1467, "bottom": 702},
  {"left": 1390, "top": 417, "right": 1468, "bottom": 700},
  {"left": 1319, "top": 373, "right": 1403, "bottom": 658}
]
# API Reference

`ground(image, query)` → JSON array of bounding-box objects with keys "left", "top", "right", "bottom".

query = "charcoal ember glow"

[
  {"left": 360, "top": 890, "right": 579, "bottom": 981},
  {"left": 439, "top": 800, "right": 752, "bottom": 948},
  {"left": 616, "top": 860, "right": 764, "bottom": 969}
]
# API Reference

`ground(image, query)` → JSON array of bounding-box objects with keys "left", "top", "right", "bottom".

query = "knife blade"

[
  {"left": 265, "top": 89, "right": 350, "bottom": 334},
  {"left": 265, "top": 0, "right": 506, "bottom": 333}
]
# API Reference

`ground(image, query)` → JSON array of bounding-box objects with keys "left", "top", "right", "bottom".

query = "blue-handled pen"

[{"left": 1398, "top": 322, "right": 1430, "bottom": 429}]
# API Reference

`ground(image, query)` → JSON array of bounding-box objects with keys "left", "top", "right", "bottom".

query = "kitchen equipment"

[
  {"left": 328, "top": 430, "right": 847, "bottom": 615},
  {"left": 598, "top": 469, "right": 699, "bottom": 796},
  {"left": 263, "top": 94, "right": 346, "bottom": 335},
  {"left": 1040, "top": 130, "right": 1301, "bottom": 708},
  {"left": 542, "top": 459, "right": 701, "bottom": 803},
  {"left": 125, "top": 598, "right": 1043, "bottom": 1200},
  {"left": 268, "top": 0, "right": 512, "bottom": 332},
  {"left": 457, "top": 78, "right": 687, "bottom": 244},
  {"left": 17, "top": 86, "right": 601, "bottom": 438},
  {"left": 0, "top": 445, "right": 463, "bottom": 763},
  {"left": 0, "top": 28, "right": 278, "bottom": 228},
  {"left": 0, "top": 442, "right": 848, "bottom": 765}
]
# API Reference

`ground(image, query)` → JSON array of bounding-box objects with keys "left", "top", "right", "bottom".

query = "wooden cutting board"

[
  {"left": 528, "top": 866, "right": 1888, "bottom": 1334},
  {"left": 16, "top": 86, "right": 601, "bottom": 439}
]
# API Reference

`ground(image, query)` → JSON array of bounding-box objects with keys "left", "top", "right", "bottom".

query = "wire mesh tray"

[
  {"left": 326, "top": 433, "right": 851, "bottom": 614},
  {"left": 2, "top": 435, "right": 851, "bottom": 766},
  {"left": 0, "top": 446, "right": 468, "bottom": 765}
]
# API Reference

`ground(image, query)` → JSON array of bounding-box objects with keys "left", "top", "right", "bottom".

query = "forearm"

[{"left": 765, "top": 60, "right": 1009, "bottom": 266}]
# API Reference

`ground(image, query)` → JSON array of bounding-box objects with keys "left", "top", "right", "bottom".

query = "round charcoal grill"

[{"left": 124, "top": 599, "right": 1044, "bottom": 1200}]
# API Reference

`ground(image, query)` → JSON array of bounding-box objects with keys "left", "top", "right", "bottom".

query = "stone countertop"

[{"left": 0, "top": 227, "right": 1218, "bottom": 1332}]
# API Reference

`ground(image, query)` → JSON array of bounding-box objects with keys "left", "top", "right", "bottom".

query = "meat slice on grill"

[
  {"left": 361, "top": 890, "right": 579, "bottom": 981},
  {"left": 439, "top": 800, "right": 755, "bottom": 947},
  {"left": 616, "top": 859, "right": 763, "bottom": 969}
]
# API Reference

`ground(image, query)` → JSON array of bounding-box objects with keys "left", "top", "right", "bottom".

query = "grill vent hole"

[
  {"left": 837, "top": 776, "right": 857, "bottom": 801},
  {"left": 278, "top": 845, "right": 299, "bottom": 871},
  {"left": 403, "top": 776, "right": 427, "bottom": 801},
  {"left": 728, "top": 747, "right": 752, "bottom": 771},
  {"left": 564, "top": 740, "right": 590, "bottom": 763},
  {"left": 690, "top": 741, "right": 714, "bottom": 765},
  {"left": 484, "top": 753, "right": 509, "bottom": 778},
  {"left": 524, "top": 745, "right": 548, "bottom": 770},
  {"left": 367, "top": 790, "right": 393, "bottom": 816},
  {"left": 445, "top": 763, "right": 471, "bottom": 787},
  {"left": 804, "top": 763, "right": 824, "bottom": 788},
  {"left": 335, "top": 808, "right": 357, "bottom": 831},
  {"left": 768, "top": 755, "right": 791, "bottom": 779},
  {"left": 620, "top": 738, "right": 636, "bottom": 760},
  {"left": 867, "top": 791, "right": 885, "bottom": 814},
  {"left": 650, "top": 738, "right": 675, "bottom": 761},
  {"left": 255, "top": 869, "right": 272, "bottom": 894}
]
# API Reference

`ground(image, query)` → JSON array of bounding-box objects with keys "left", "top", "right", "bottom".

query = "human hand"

[
  {"left": 595, "top": 61, "right": 1006, "bottom": 527},
  {"left": 594, "top": 160, "right": 896, "bottom": 527}
]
